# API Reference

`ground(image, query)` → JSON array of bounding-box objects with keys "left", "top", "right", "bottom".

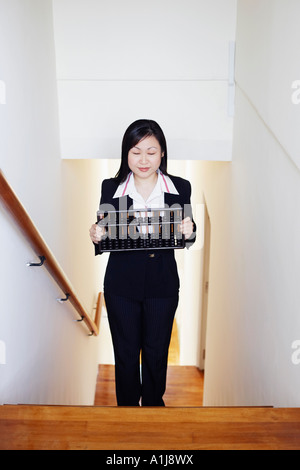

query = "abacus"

[{"left": 97, "top": 207, "right": 185, "bottom": 252}]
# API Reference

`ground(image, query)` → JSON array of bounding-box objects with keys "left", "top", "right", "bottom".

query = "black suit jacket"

[{"left": 94, "top": 175, "right": 196, "bottom": 300}]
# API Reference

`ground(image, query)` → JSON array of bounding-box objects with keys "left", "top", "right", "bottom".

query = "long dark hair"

[{"left": 115, "top": 119, "right": 168, "bottom": 183}]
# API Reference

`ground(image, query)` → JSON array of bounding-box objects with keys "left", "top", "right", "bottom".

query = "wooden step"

[{"left": 1, "top": 405, "right": 300, "bottom": 450}]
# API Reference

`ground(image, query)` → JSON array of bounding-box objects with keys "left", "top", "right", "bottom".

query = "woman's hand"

[
  {"left": 89, "top": 224, "right": 105, "bottom": 244},
  {"left": 180, "top": 217, "right": 194, "bottom": 240}
]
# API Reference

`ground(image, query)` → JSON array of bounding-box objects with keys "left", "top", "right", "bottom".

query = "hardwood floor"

[
  {"left": 1, "top": 405, "right": 300, "bottom": 450},
  {"left": 94, "top": 364, "right": 117, "bottom": 406},
  {"left": 168, "top": 317, "right": 180, "bottom": 365},
  {"left": 165, "top": 366, "right": 204, "bottom": 407},
  {"left": 94, "top": 364, "right": 204, "bottom": 407}
]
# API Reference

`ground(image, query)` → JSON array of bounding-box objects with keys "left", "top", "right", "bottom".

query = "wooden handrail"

[
  {"left": 0, "top": 170, "right": 99, "bottom": 336},
  {"left": 94, "top": 292, "right": 104, "bottom": 332}
]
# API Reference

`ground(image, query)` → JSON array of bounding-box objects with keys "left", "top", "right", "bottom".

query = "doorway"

[{"left": 199, "top": 201, "right": 211, "bottom": 372}]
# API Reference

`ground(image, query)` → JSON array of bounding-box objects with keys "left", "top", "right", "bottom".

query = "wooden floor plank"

[{"left": 1, "top": 405, "right": 300, "bottom": 450}]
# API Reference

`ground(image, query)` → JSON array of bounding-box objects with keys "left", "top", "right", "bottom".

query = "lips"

[{"left": 138, "top": 168, "right": 150, "bottom": 172}]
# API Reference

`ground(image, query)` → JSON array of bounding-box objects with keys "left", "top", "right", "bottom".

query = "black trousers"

[{"left": 104, "top": 292, "right": 179, "bottom": 406}]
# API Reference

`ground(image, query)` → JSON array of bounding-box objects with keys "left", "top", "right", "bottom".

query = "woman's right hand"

[{"left": 89, "top": 224, "right": 104, "bottom": 244}]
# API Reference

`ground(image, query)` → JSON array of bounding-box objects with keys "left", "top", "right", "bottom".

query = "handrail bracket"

[
  {"left": 26, "top": 255, "right": 46, "bottom": 267},
  {"left": 57, "top": 293, "right": 70, "bottom": 303}
]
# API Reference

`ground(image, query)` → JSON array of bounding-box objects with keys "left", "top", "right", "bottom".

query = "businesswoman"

[{"left": 89, "top": 119, "right": 196, "bottom": 406}]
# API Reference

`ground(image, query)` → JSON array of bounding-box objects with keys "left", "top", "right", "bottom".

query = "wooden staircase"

[
  {"left": 1, "top": 329, "right": 300, "bottom": 450},
  {"left": 1, "top": 363, "right": 300, "bottom": 449},
  {"left": 1, "top": 404, "right": 300, "bottom": 450}
]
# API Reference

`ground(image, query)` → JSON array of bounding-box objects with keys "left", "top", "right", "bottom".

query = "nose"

[{"left": 140, "top": 153, "right": 148, "bottom": 165}]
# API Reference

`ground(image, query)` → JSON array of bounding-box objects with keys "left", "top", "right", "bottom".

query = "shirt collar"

[{"left": 113, "top": 171, "right": 179, "bottom": 199}]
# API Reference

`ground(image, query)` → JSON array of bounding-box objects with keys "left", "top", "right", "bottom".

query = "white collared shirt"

[{"left": 113, "top": 170, "right": 179, "bottom": 209}]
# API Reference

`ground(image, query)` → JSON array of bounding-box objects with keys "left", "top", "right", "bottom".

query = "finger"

[
  {"left": 90, "top": 226, "right": 103, "bottom": 242},
  {"left": 180, "top": 220, "right": 189, "bottom": 233}
]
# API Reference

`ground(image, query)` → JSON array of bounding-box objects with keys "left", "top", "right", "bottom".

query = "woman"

[{"left": 89, "top": 119, "right": 196, "bottom": 406}]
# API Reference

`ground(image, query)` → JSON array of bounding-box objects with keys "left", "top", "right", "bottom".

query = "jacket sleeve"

[{"left": 183, "top": 180, "right": 197, "bottom": 250}]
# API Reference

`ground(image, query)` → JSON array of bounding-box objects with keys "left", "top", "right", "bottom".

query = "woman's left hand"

[{"left": 180, "top": 217, "right": 194, "bottom": 240}]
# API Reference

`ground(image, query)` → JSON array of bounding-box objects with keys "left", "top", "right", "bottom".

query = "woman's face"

[{"left": 128, "top": 135, "right": 164, "bottom": 180}]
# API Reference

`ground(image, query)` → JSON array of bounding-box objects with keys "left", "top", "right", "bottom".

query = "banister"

[
  {"left": 0, "top": 169, "right": 99, "bottom": 336},
  {"left": 94, "top": 292, "right": 104, "bottom": 330}
]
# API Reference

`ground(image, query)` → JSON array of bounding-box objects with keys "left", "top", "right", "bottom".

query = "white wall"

[
  {"left": 0, "top": 0, "right": 99, "bottom": 405},
  {"left": 235, "top": 0, "right": 300, "bottom": 170},
  {"left": 53, "top": 0, "right": 235, "bottom": 81},
  {"left": 202, "top": 0, "right": 300, "bottom": 407},
  {"left": 52, "top": 0, "right": 236, "bottom": 161}
]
